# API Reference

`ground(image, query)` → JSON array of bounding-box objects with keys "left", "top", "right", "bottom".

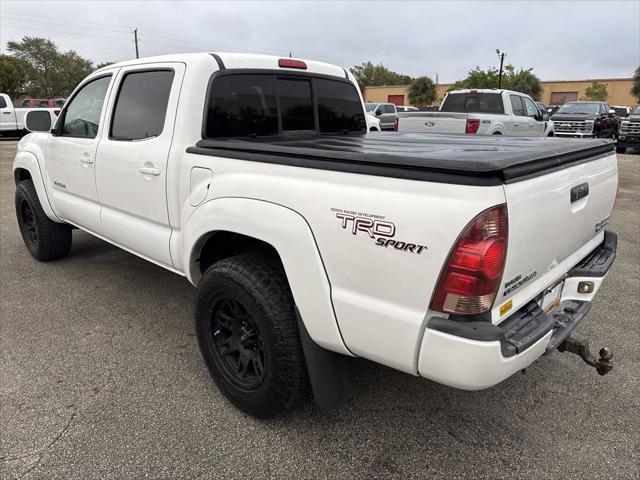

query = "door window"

[
  {"left": 110, "top": 70, "right": 175, "bottom": 141},
  {"left": 523, "top": 97, "right": 539, "bottom": 117},
  {"left": 0, "top": 96, "right": 7, "bottom": 108},
  {"left": 383, "top": 104, "right": 396, "bottom": 114},
  {"left": 510, "top": 95, "right": 525, "bottom": 116},
  {"left": 61, "top": 76, "right": 111, "bottom": 138}
]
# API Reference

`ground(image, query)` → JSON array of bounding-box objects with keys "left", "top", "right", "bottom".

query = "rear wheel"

[
  {"left": 15, "top": 180, "right": 72, "bottom": 261},
  {"left": 195, "top": 254, "right": 308, "bottom": 417}
]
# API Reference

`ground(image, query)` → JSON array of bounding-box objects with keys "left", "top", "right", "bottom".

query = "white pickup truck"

[
  {"left": 13, "top": 53, "right": 617, "bottom": 418},
  {"left": 0, "top": 93, "right": 59, "bottom": 137},
  {"left": 397, "top": 88, "right": 554, "bottom": 137}
]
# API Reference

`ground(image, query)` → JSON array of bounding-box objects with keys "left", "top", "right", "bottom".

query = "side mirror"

[
  {"left": 25, "top": 110, "right": 52, "bottom": 132},
  {"left": 543, "top": 113, "right": 550, "bottom": 121},
  {"left": 375, "top": 110, "right": 382, "bottom": 116}
]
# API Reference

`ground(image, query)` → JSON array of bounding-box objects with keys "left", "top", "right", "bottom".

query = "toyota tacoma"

[{"left": 13, "top": 53, "right": 618, "bottom": 417}]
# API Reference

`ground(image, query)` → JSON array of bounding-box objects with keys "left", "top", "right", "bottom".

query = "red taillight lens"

[
  {"left": 278, "top": 58, "right": 307, "bottom": 69},
  {"left": 393, "top": 117, "right": 399, "bottom": 131},
  {"left": 465, "top": 119, "right": 480, "bottom": 134},
  {"left": 430, "top": 205, "right": 508, "bottom": 316}
]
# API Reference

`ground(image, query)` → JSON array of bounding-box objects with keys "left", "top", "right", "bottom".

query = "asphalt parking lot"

[{"left": 1, "top": 139, "right": 638, "bottom": 480}]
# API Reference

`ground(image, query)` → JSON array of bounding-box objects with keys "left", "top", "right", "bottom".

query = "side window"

[
  {"left": 510, "top": 95, "right": 525, "bottom": 116},
  {"left": 62, "top": 76, "right": 111, "bottom": 138},
  {"left": 384, "top": 104, "right": 396, "bottom": 114},
  {"left": 111, "top": 70, "right": 175, "bottom": 141},
  {"left": 0, "top": 96, "right": 7, "bottom": 108},
  {"left": 523, "top": 97, "right": 539, "bottom": 117},
  {"left": 205, "top": 74, "right": 278, "bottom": 138},
  {"left": 276, "top": 78, "right": 313, "bottom": 131}
]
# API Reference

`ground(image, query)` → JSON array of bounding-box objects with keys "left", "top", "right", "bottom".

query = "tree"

[
  {"left": 95, "top": 61, "right": 115, "bottom": 70},
  {"left": 450, "top": 65, "right": 542, "bottom": 99},
  {"left": 408, "top": 76, "right": 437, "bottom": 106},
  {"left": 349, "top": 62, "right": 412, "bottom": 90},
  {"left": 584, "top": 81, "right": 608, "bottom": 101},
  {"left": 5, "top": 36, "right": 94, "bottom": 98},
  {"left": 508, "top": 68, "right": 543, "bottom": 100},
  {"left": 632, "top": 66, "right": 640, "bottom": 103},
  {"left": 0, "top": 54, "right": 32, "bottom": 98},
  {"left": 53, "top": 50, "right": 93, "bottom": 96},
  {"left": 7, "top": 37, "right": 60, "bottom": 97}
]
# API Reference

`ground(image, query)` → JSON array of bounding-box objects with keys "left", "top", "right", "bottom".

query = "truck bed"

[{"left": 188, "top": 134, "right": 614, "bottom": 186}]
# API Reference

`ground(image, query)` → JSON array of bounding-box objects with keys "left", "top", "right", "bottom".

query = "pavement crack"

[{"left": 13, "top": 409, "right": 79, "bottom": 480}]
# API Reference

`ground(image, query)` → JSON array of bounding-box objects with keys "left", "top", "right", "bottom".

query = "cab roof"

[{"left": 95, "top": 52, "right": 350, "bottom": 80}]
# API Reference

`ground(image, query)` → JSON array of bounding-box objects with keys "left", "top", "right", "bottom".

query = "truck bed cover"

[{"left": 188, "top": 133, "right": 615, "bottom": 186}]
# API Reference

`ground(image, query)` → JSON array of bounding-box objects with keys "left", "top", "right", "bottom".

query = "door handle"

[
  {"left": 513, "top": 122, "right": 520, "bottom": 126},
  {"left": 80, "top": 152, "right": 93, "bottom": 164},
  {"left": 139, "top": 166, "right": 161, "bottom": 176},
  {"left": 2, "top": 112, "right": 11, "bottom": 115}
]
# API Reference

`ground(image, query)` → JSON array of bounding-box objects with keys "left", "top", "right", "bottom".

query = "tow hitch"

[{"left": 558, "top": 335, "right": 613, "bottom": 376}]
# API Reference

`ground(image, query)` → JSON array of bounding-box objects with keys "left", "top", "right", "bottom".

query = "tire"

[
  {"left": 15, "top": 180, "right": 72, "bottom": 261},
  {"left": 195, "top": 253, "right": 309, "bottom": 417},
  {"left": 547, "top": 131, "right": 555, "bottom": 137},
  {"left": 616, "top": 146, "right": 627, "bottom": 154}
]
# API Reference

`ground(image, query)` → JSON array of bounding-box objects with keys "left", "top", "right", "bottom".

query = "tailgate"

[
  {"left": 494, "top": 152, "right": 618, "bottom": 322},
  {"left": 398, "top": 112, "right": 467, "bottom": 134}
]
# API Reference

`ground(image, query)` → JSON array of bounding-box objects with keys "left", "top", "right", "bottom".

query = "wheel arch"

[
  {"left": 183, "top": 197, "right": 350, "bottom": 356},
  {"left": 13, "top": 150, "right": 60, "bottom": 222}
]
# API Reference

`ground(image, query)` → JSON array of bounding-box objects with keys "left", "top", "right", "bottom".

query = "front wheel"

[
  {"left": 616, "top": 146, "right": 627, "bottom": 154},
  {"left": 15, "top": 180, "right": 72, "bottom": 261},
  {"left": 195, "top": 254, "right": 308, "bottom": 418}
]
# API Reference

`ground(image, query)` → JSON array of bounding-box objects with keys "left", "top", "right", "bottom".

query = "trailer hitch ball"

[{"left": 558, "top": 336, "right": 614, "bottom": 376}]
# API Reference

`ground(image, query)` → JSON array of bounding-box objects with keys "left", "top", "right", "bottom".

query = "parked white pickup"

[
  {"left": 397, "top": 88, "right": 553, "bottom": 137},
  {"left": 0, "top": 93, "right": 59, "bottom": 136},
  {"left": 14, "top": 53, "right": 617, "bottom": 418}
]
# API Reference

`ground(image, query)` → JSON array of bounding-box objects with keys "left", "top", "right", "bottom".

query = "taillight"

[
  {"left": 393, "top": 117, "right": 399, "bottom": 131},
  {"left": 430, "top": 205, "right": 508, "bottom": 316},
  {"left": 465, "top": 119, "right": 480, "bottom": 134},
  {"left": 278, "top": 58, "right": 307, "bottom": 69}
]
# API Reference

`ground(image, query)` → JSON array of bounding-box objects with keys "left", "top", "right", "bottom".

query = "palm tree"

[{"left": 408, "top": 76, "right": 437, "bottom": 107}]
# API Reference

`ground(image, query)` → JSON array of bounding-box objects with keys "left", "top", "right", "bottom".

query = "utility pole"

[
  {"left": 133, "top": 28, "right": 139, "bottom": 59},
  {"left": 496, "top": 49, "right": 506, "bottom": 89}
]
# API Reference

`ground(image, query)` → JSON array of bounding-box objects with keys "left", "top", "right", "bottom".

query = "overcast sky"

[{"left": 1, "top": 0, "right": 638, "bottom": 83}]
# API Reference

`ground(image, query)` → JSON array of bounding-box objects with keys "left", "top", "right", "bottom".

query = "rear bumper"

[{"left": 418, "top": 231, "right": 616, "bottom": 390}]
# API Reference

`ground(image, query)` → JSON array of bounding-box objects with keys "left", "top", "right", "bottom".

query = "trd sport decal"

[{"left": 331, "top": 208, "right": 427, "bottom": 254}]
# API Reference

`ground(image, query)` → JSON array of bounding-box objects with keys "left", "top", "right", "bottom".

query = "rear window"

[
  {"left": 205, "top": 74, "right": 365, "bottom": 138},
  {"left": 441, "top": 92, "right": 505, "bottom": 114},
  {"left": 277, "top": 78, "right": 314, "bottom": 131},
  {"left": 316, "top": 78, "right": 366, "bottom": 133}
]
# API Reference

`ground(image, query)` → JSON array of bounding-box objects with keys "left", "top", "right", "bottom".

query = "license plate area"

[{"left": 540, "top": 279, "right": 564, "bottom": 314}]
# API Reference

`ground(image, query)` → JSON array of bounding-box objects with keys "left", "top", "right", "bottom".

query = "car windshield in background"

[
  {"left": 633, "top": 106, "right": 640, "bottom": 115},
  {"left": 440, "top": 93, "right": 505, "bottom": 114},
  {"left": 613, "top": 107, "right": 628, "bottom": 116},
  {"left": 556, "top": 103, "right": 601, "bottom": 115},
  {"left": 365, "top": 104, "right": 376, "bottom": 112},
  {"left": 205, "top": 74, "right": 365, "bottom": 138}
]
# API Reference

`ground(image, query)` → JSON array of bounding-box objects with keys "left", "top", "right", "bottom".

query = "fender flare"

[
  {"left": 182, "top": 196, "right": 351, "bottom": 356},
  {"left": 13, "top": 150, "right": 61, "bottom": 222}
]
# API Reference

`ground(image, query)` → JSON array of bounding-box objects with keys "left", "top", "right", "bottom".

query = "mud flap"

[{"left": 295, "top": 308, "right": 355, "bottom": 414}]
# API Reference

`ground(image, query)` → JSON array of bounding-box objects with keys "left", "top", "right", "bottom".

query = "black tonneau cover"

[{"left": 187, "top": 133, "right": 615, "bottom": 186}]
